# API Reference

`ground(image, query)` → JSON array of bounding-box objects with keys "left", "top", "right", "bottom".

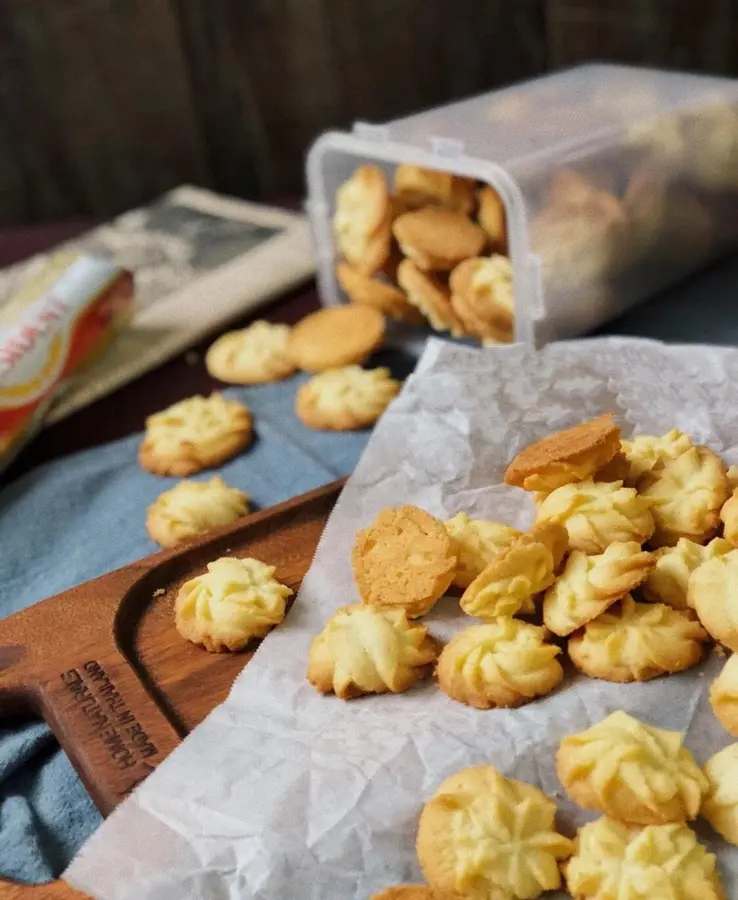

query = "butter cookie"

[
  {"left": 444, "top": 512, "right": 521, "bottom": 589},
  {"left": 146, "top": 476, "right": 249, "bottom": 548},
  {"left": 205, "top": 321, "right": 295, "bottom": 384},
  {"left": 392, "top": 207, "right": 486, "bottom": 271},
  {"left": 295, "top": 366, "right": 399, "bottom": 431}
]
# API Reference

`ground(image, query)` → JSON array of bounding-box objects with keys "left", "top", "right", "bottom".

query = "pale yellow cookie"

[
  {"left": 720, "top": 488, "right": 738, "bottom": 547},
  {"left": 568, "top": 595, "right": 708, "bottom": 683},
  {"left": 642, "top": 537, "right": 733, "bottom": 609},
  {"left": 505, "top": 415, "right": 621, "bottom": 493},
  {"left": 436, "top": 620, "right": 563, "bottom": 709},
  {"left": 146, "top": 476, "right": 249, "bottom": 548},
  {"left": 392, "top": 207, "right": 487, "bottom": 271},
  {"left": 416, "top": 765, "right": 573, "bottom": 899},
  {"left": 370, "top": 888, "right": 461, "bottom": 900},
  {"left": 477, "top": 185, "right": 507, "bottom": 253},
  {"left": 536, "top": 480, "right": 654, "bottom": 554},
  {"left": 621, "top": 427, "right": 694, "bottom": 485},
  {"left": 727, "top": 464, "right": 738, "bottom": 490},
  {"left": 565, "top": 818, "right": 724, "bottom": 900},
  {"left": 352, "top": 505, "right": 457, "bottom": 617},
  {"left": 711, "top": 654, "right": 738, "bottom": 736},
  {"left": 295, "top": 366, "right": 400, "bottom": 431},
  {"left": 638, "top": 445, "right": 728, "bottom": 547},
  {"left": 460, "top": 523, "right": 568, "bottom": 620},
  {"left": 335, "top": 261, "right": 422, "bottom": 323},
  {"left": 397, "top": 259, "right": 464, "bottom": 336},
  {"left": 557, "top": 711, "right": 708, "bottom": 825},
  {"left": 139, "top": 394, "right": 252, "bottom": 477},
  {"left": 333, "top": 165, "right": 392, "bottom": 274},
  {"left": 701, "top": 742, "right": 738, "bottom": 845},
  {"left": 688, "top": 549, "right": 738, "bottom": 651},
  {"left": 542, "top": 542, "right": 654, "bottom": 637},
  {"left": 205, "top": 321, "right": 295, "bottom": 385},
  {"left": 393, "top": 164, "right": 476, "bottom": 215},
  {"left": 307, "top": 604, "right": 439, "bottom": 699},
  {"left": 444, "top": 512, "right": 521, "bottom": 589},
  {"left": 449, "top": 254, "right": 514, "bottom": 337},
  {"left": 287, "top": 305, "right": 386, "bottom": 373},
  {"left": 175, "top": 556, "right": 292, "bottom": 652}
]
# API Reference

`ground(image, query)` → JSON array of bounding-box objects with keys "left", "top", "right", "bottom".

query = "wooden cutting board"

[{"left": 0, "top": 479, "right": 342, "bottom": 900}]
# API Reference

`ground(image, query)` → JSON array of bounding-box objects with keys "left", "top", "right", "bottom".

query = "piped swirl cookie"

[
  {"left": 710, "top": 653, "right": 738, "bottom": 736},
  {"left": 621, "top": 427, "right": 694, "bottom": 485},
  {"left": 701, "top": 742, "right": 738, "bottom": 845},
  {"left": 567, "top": 595, "right": 708, "bottom": 683},
  {"left": 444, "top": 512, "right": 521, "bottom": 589},
  {"left": 688, "top": 548, "right": 738, "bottom": 651},
  {"left": 449, "top": 255, "right": 515, "bottom": 343},
  {"left": 333, "top": 165, "right": 392, "bottom": 274},
  {"left": 557, "top": 711, "right": 708, "bottom": 825},
  {"left": 205, "top": 321, "right": 295, "bottom": 384},
  {"left": 146, "top": 476, "right": 249, "bottom": 548},
  {"left": 295, "top": 366, "right": 400, "bottom": 431},
  {"left": 139, "top": 393, "right": 252, "bottom": 476},
  {"left": 307, "top": 604, "right": 439, "bottom": 699},
  {"left": 643, "top": 537, "right": 732, "bottom": 609},
  {"left": 436, "top": 620, "right": 563, "bottom": 709},
  {"left": 720, "top": 487, "right": 738, "bottom": 547},
  {"left": 416, "top": 765, "right": 573, "bottom": 900},
  {"left": 175, "top": 556, "right": 292, "bottom": 653},
  {"left": 542, "top": 541, "right": 653, "bottom": 637}
]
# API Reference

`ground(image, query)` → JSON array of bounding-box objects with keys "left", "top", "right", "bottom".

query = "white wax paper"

[{"left": 67, "top": 337, "right": 738, "bottom": 899}]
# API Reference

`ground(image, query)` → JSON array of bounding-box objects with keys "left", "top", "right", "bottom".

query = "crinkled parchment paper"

[{"left": 67, "top": 337, "right": 738, "bottom": 899}]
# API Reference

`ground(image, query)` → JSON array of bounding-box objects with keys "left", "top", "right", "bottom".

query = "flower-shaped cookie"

[
  {"left": 333, "top": 165, "right": 392, "bottom": 274},
  {"left": 638, "top": 445, "right": 727, "bottom": 546},
  {"left": 643, "top": 537, "right": 733, "bottom": 609},
  {"left": 436, "top": 620, "right": 563, "bottom": 709},
  {"left": 416, "top": 766, "right": 573, "bottom": 899},
  {"left": 460, "top": 523, "right": 568, "bottom": 620},
  {"left": 139, "top": 394, "right": 252, "bottom": 476},
  {"left": 568, "top": 595, "right": 708, "bottom": 683},
  {"left": 688, "top": 549, "right": 738, "bottom": 651},
  {"left": 393, "top": 164, "right": 476, "bottom": 214},
  {"left": 295, "top": 366, "right": 400, "bottom": 431},
  {"left": 444, "top": 512, "right": 521, "bottom": 589},
  {"left": 621, "top": 428, "right": 695, "bottom": 485},
  {"left": 392, "top": 207, "right": 486, "bottom": 272},
  {"left": 710, "top": 653, "right": 738, "bottom": 736},
  {"left": 565, "top": 818, "right": 724, "bottom": 900},
  {"left": 543, "top": 541, "right": 654, "bottom": 637},
  {"left": 536, "top": 480, "right": 654, "bottom": 554},
  {"left": 307, "top": 604, "right": 439, "bottom": 699},
  {"left": 449, "top": 255, "right": 515, "bottom": 343},
  {"left": 720, "top": 488, "right": 738, "bottom": 547},
  {"left": 175, "top": 556, "right": 292, "bottom": 652},
  {"left": 557, "top": 711, "right": 707, "bottom": 825},
  {"left": 205, "top": 321, "right": 295, "bottom": 385},
  {"left": 504, "top": 415, "right": 621, "bottom": 494},
  {"left": 702, "top": 742, "right": 738, "bottom": 845},
  {"left": 146, "top": 476, "right": 249, "bottom": 548},
  {"left": 353, "top": 505, "right": 457, "bottom": 617}
]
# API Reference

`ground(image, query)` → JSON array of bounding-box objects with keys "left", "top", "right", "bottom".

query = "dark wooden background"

[{"left": 1, "top": 0, "right": 738, "bottom": 226}]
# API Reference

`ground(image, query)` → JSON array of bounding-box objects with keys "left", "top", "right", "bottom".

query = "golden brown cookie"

[
  {"left": 393, "top": 164, "right": 476, "bottom": 214},
  {"left": 450, "top": 287, "right": 513, "bottom": 343},
  {"left": 505, "top": 415, "right": 621, "bottom": 493},
  {"left": 638, "top": 445, "right": 728, "bottom": 547},
  {"left": 565, "top": 818, "right": 724, "bottom": 900},
  {"left": 688, "top": 549, "right": 738, "bottom": 651},
  {"left": 139, "top": 394, "right": 253, "bottom": 477},
  {"left": 711, "top": 654, "right": 738, "bottom": 736},
  {"left": 557, "top": 711, "right": 707, "bottom": 825},
  {"left": 449, "top": 255, "right": 514, "bottom": 339},
  {"left": 477, "top": 185, "right": 507, "bottom": 254},
  {"left": 205, "top": 321, "right": 296, "bottom": 385},
  {"left": 392, "top": 207, "right": 487, "bottom": 271},
  {"left": 460, "top": 522, "right": 568, "bottom": 620},
  {"left": 352, "top": 505, "right": 457, "bottom": 617},
  {"left": 536, "top": 480, "right": 654, "bottom": 554},
  {"left": 444, "top": 512, "right": 521, "bottom": 589},
  {"left": 336, "top": 261, "right": 423, "bottom": 323},
  {"left": 701, "top": 742, "right": 738, "bottom": 845},
  {"left": 642, "top": 537, "right": 732, "bottom": 609},
  {"left": 416, "top": 766, "right": 573, "bottom": 899},
  {"left": 568, "top": 595, "right": 708, "bottom": 683},
  {"left": 721, "top": 488, "right": 738, "bottom": 547},
  {"left": 175, "top": 556, "right": 292, "bottom": 652},
  {"left": 542, "top": 541, "right": 654, "bottom": 637},
  {"left": 436, "top": 620, "right": 563, "bottom": 709},
  {"left": 396, "top": 259, "right": 464, "bottom": 335},
  {"left": 370, "top": 888, "right": 461, "bottom": 900},
  {"left": 295, "top": 366, "right": 400, "bottom": 431},
  {"left": 146, "top": 476, "right": 249, "bottom": 548},
  {"left": 307, "top": 604, "right": 439, "bottom": 699},
  {"left": 333, "top": 165, "right": 392, "bottom": 274},
  {"left": 287, "top": 306, "right": 386, "bottom": 373}
]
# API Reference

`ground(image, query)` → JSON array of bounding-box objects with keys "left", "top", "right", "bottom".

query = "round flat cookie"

[
  {"left": 287, "top": 305, "right": 386, "bottom": 372},
  {"left": 397, "top": 259, "right": 464, "bottom": 335},
  {"left": 392, "top": 207, "right": 486, "bottom": 271}
]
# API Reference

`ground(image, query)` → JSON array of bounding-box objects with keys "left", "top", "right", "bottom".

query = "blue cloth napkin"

[{"left": 0, "top": 351, "right": 419, "bottom": 883}]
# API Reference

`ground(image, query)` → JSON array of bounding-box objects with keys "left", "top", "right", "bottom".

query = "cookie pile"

[
  {"left": 373, "top": 710, "right": 733, "bottom": 899},
  {"left": 333, "top": 165, "right": 514, "bottom": 344}
]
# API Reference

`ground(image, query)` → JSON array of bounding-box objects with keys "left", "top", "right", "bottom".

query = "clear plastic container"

[{"left": 306, "top": 64, "right": 738, "bottom": 345}]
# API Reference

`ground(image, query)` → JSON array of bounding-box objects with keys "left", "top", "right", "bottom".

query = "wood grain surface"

[{"left": 0, "top": 479, "right": 341, "bottom": 898}]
